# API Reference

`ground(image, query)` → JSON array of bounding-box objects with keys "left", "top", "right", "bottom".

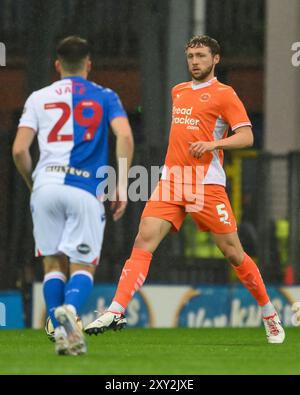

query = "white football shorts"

[{"left": 30, "top": 184, "right": 106, "bottom": 265}]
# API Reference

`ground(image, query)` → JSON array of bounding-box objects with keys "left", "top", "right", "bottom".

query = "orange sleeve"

[{"left": 220, "top": 88, "right": 252, "bottom": 131}]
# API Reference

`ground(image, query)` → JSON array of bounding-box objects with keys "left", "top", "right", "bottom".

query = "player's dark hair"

[
  {"left": 56, "top": 36, "right": 91, "bottom": 73},
  {"left": 185, "top": 35, "right": 220, "bottom": 56}
]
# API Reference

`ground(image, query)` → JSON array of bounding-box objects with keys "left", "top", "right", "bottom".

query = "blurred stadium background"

[{"left": 0, "top": 0, "right": 300, "bottom": 329}]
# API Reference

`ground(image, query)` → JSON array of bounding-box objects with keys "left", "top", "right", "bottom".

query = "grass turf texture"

[{"left": 0, "top": 328, "right": 299, "bottom": 375}]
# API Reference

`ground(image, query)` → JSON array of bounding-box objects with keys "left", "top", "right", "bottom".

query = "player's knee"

[
  {"left": 43, "top": 255, "right": 68, "bottom": 275},
  {"left": 134, "top": 229, "right": 155, "bottom": 247},
  {"left": 134, "top": 219, "right": 158, "bottom": 249},
  {"left": 220, "top": 244, "right": 244, "bottom": 266}
]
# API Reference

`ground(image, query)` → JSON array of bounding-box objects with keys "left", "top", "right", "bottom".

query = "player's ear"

[
  {"left": 214, "top": 55, "right": 220, "bottom": 65},
  {"left": 55, "top": 60, "right": 61, "bottom": 74},
  {"left": 87, "top": 59, "right": 92, "bottom": 73}
]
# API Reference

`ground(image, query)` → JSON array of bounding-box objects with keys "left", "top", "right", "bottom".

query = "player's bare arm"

[
  {"left": 12, "top": 126, "right": 36, "bottom": 190},
  {"left": 189, "top": 126, "right": 253, "bottom": 159},
  {"left": 110, "top": 116, "right": 134, "bottom": 221}
]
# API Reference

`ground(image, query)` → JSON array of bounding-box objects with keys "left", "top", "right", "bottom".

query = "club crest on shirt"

[{"left": 200, "top": 93, "right": 211, "bottom": 102}]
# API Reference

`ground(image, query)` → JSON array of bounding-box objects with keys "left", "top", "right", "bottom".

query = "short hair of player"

[
  {"left": 185, "top": 35, "right": 221, "bottom": 56},
  {"left": 56, "top": 36, "right": 91, "bottom": 73}
]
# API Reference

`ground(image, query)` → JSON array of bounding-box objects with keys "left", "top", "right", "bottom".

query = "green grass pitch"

[{"left": 0, "top": 328, "right": 299, "bottom": 375}]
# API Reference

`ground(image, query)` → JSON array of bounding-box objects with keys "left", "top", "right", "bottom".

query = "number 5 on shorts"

[{"left": 216, "top": 203, "right": 230, "bottom": 224}]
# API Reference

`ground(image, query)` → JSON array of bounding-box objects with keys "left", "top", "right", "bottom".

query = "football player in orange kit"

[{"left": 85, "top": 35, "right": 285, "bottom": 343}]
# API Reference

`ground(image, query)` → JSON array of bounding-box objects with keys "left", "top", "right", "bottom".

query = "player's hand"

[
  {"left": 188, "top": 141, "right": 216, "bottom": 159},
  {"left": 110, "top": 188, "right": 128, "bottom": 221}
]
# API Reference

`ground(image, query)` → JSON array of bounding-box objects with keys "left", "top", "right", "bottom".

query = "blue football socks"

[
  {"left": 43, "top": 272, "right": 66, "bottom": 328},
  {"left": 64, "top": 270, "right": 93, "bottom": 315}
]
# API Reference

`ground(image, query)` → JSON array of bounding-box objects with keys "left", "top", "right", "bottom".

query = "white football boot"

[
  {"left": 263, "top": 312, "right": 285, "bottom": 344},
  {"left": 54, "top": 326, "right": 70, "bottom": 355},
  {"left": 55, "top": 305, "right": 87, "bottom": 355},
  {"left": 84, "top": 311, "right": 127, "bottom": 335}
]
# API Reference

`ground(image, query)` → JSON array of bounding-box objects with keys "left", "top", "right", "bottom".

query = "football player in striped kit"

[{"left": 13, "top": 36, "right": 134, "bottom": 355}]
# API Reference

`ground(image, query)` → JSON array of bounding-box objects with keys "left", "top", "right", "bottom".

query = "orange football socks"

[
  {"left": 113, "top": 248, "right": 153, "bottom": 309},
  {"left": 232, "top": 253, "right": 270, "bottom": 306}
]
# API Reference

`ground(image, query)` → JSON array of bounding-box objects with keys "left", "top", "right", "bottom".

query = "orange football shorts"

[{"left": 142, "top": 180, "right": 237, "bottom": 234}]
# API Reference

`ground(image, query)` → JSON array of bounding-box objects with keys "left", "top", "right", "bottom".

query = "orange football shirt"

[{"left": 162, "top": 77, "right": 252, "bottom": 186}]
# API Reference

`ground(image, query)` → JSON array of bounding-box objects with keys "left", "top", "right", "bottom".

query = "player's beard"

[{"left": 190, "top": 63, "right": 214, "bottom": 82}]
